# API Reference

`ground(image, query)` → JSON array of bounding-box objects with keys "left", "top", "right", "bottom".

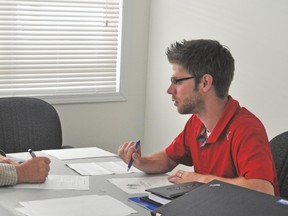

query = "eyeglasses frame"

[{"left": 170, "top": 76, "right": 195, "bottom": 85}]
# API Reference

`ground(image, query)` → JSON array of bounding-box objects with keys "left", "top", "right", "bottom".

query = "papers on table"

[
  {"left": 16, "top": 195, "right": 136, "bottom": 216},
  {"left": 42, "top": 147, "right": 116, "bottom": 160},
  {"left": 108, "top": 176, "right": 172, "bottom": 194},
  {"left": 6, "top": 154, "right": 26, "bottom": 163},
  {"left": 66, "top": 161, "right": 142, "bottom": 175},
  {"left": 6, "top": 152, "right": 32, "bottom": 161},
  {"left": 12, "top": 175, "right": 89, "bottom": 190}
]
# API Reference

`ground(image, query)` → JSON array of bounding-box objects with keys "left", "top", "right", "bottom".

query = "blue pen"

[{"left": 127, "top": 140, "right": 141, "bottom": 171}]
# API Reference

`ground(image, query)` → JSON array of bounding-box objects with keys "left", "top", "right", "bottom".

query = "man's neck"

[{"left": 197, "top": 96, "right": 228, "bottom": 132}]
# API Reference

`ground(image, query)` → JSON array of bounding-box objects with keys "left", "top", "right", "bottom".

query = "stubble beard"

[{"left": 177, "top": 93, "right": 203, "bottom": 115}]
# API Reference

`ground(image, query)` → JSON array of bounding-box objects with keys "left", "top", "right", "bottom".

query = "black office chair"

[
  {"left": 0, "top": 97, "right": 62, "bottom": 153},
  {"left": 269, "top": 131, "right": 288, "bottom": 199}
]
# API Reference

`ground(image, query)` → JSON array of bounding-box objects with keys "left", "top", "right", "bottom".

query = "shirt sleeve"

[
  {"left": 231, "top": 121, "right": 276, "bottom": 184},
  {"left": 165, "top": 117, "right": 196, "bottom": 166},
  {"left": 0, "top": 164, "right": 18, "bottom": 186}
]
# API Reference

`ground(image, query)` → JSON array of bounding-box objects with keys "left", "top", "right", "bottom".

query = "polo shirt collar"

[{"left": 206, "top": 96, "right": 240, "bottom": 143}]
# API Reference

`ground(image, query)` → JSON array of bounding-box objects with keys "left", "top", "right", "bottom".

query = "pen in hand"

[
  {"left": 28, "top": 149, "right": 36, "bottom": 158},
  {"left": 127, "top": 140, "right": 141, "bottom": 172}
]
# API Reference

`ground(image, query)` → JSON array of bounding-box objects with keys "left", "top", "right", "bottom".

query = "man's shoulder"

[
  {"left": 234, "top": 106, "right": 264, "bottom": 126},
  {"left": 229, "top": 107, "right": 268, "bottom": 142}
]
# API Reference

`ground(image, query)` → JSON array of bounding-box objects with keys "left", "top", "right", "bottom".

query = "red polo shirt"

[{"left": 166, "top": 96, "right": 279, "bottom": 196}]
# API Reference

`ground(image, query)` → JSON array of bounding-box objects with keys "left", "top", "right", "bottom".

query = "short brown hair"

[{"left": 166, "top": 39, "right": 234, "bottom": 98}]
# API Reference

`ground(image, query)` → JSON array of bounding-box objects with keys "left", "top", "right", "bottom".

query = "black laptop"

[{"left": 151, "top": 179, "right": 288, "bottom": 216}]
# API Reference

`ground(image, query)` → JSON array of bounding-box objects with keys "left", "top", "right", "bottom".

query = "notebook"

[
  {"left": 145, "top": 181, "right": 204, "bottom": 205},
  {"left": 146, "top": 181, "right": 204, "bottom": 199},
  {"left": 151, "top": 180, "right": 288, "bottom": 216}
]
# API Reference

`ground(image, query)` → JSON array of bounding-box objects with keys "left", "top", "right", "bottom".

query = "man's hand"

[
  {"left": 168, "top": 170, "right": 207, "bottom": 183},
  {"left": 118, "top": 141, "right": 142, "bottom": 165},
  {"left": 15, "top": 157, "right": 51, "bottom": 184}
]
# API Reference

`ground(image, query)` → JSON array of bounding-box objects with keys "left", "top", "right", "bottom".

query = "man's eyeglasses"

[{"left": 170, "top": 76, "right": 194, "bottom": 85}]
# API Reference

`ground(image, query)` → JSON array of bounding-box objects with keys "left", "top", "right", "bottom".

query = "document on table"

[
  {"left": 108, "top": 175, "right": 172, "bottom": 194},
  {"left": 42, "top": 147, "right": 116, "bottom": 160},
  {"left": 12, "top": 175, "right": 89, "bottom": 190},
  {"left": 6, "top": 152, "right": 32, "bottom": 162},
  {"left": 16, "top": 194, "right": 136, "bottom": 216},
  {"left": 66, "top": 161, "right": 142, "bottom": 175}
]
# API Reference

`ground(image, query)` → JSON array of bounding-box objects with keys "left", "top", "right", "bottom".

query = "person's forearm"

[
  {"left": 0, "top": 164, "right": 18, "bottom": 186},
  {"left": 134, "top": 151, "right": 177, "bottom": 174},
  {"left": 213, "top": 176, "right": 274, "bottom": 195},
  {"left": 200, "top": 174, "right": 275, "bottom": 195},
  {"left": 169, "top": 171, "right": 275, "bottom": 196}
]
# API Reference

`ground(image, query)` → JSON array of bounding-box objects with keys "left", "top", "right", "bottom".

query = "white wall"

[
  {"left": 49, "top": 0, "right": 288, "bottom": 155},
  {"left": 53, "top": 0, "right": 150, "bottom": 154},
  {"left": 144, "top": 0, "right": 288, "bottom": 154}
]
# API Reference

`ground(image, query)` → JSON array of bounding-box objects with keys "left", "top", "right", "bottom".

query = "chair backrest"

[
  {"left": 0, "top": 97, "right": 62, "bottom": 153},
  {"left": 269, "top": 131, "right": 288, "bottom": 199}
]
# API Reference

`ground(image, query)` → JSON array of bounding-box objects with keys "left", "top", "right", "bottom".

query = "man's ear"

[{"left": 202, "top": 74, "right": 213, "bottom": 91}]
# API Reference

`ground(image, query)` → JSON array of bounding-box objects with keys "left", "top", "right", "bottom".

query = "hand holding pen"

[
  {"left": 127, "top": 140, "right": 141, "bottom": 171},
  {"left": 14, "top": 149, "right": 51, "bottom": 184}
]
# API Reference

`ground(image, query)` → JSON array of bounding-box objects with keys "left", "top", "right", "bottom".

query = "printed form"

[{"left": 12, "top": 175, "right": 89, "bottom": 190}]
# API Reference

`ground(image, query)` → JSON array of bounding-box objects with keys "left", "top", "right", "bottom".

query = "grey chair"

[
  {"left": 269, "top": 131, "right": 288, "bottom": 199},
  {"left": 0, "top": 97, "right": 62, "bottom": 153}
]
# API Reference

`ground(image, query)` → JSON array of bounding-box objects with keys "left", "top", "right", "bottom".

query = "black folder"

[
  {"left": 151, "top": 180, "right": 288, "bottom": 216},
  {"left": 146, "top": 181, "right": 204, "bottom": 199}
]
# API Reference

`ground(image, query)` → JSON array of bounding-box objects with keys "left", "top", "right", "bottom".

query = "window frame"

[{"left": 0, "top": 0, "right": 128, "bottom": 105}]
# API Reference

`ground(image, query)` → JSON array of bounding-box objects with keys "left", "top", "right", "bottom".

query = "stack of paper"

[
  {"left": 108, "top": 176, "right": 172, "bottom": 194},
  {"left": 12, "top": 175, "right": 89, "bottom": 190},
  {"left": 42, "top": 147, "right": 116, "bottom": 160},
  {"left": 16, "top": 195, "right": 136, "bottom": 216},
  {"left": 66, "top": 161, "right": 141, "bottom": 175}
]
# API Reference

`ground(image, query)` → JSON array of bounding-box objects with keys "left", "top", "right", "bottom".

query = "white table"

[{"left": 0, "top": 151, "right": 157, "bottom": 216}]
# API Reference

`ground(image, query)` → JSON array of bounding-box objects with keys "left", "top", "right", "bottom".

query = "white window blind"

[{"left": 0, "top": 0, "right": 125, "bottom": 104}]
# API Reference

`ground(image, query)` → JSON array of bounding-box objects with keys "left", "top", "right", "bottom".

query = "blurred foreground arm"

[
  {"left": 0, "top": 156, "right": 50, "bottom": 186},
  {"left": 16, "top": 157, "right": 51, "bottom": 184}
]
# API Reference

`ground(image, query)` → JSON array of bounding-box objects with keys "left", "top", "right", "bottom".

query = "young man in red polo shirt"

[{"left": 118, "top": 39, "right": 279, "bottom": 196}]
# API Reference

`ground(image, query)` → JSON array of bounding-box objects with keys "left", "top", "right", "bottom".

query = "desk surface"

[{"left": 0, "top": 151, "right": 157, "bottom": 216}]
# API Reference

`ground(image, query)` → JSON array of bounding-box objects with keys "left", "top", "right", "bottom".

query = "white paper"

[
  {"left": 12, "top": 175, "right": 89, "bottom": 190},
  {"left": 66, "top": 161, "right": 141, "bottom": 175},
  {"left": 16, "top": 195, "right": 136, "bottom": 216},
  {"left": 108, "top": 175, "right": 172, "bottom": 194},
  {"left": 6, "top": 152, "right": 32, "bottom": 161},
  {"left": 42, "top": 147, "right": 116, "bottom": 160}
]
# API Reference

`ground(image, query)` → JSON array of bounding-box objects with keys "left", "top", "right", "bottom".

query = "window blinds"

[{"left": 0, "top": 0, "right": 124, "bottom": 104}]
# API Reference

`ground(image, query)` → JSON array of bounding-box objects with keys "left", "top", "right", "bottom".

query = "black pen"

[
  {"left": 28, "top": 149, "right": 36, "bottom": 158},
  {"left": 127, "top": 140, "right": 141, "bottom": 171}
]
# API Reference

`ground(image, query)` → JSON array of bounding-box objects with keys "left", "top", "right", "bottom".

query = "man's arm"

[
  {"left": 118, "top": 141, "right": 177, "bottom": 174},
  {"left": 0, "top": 164, "right": 18, "bottom": 186},
  {"left": 15, "top": 157, "right": 50, "bottom": 184},
  {"left": 133, "top": 150, "right": 178, "bottom": 174},
  {"left": 0, "top": 156, "right": 50, "bottom": 186},
  {"left": 168, "top": 171, "right": 275, "bottom": 195}
]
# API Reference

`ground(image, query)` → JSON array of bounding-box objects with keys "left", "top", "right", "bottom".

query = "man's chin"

[
  {"left": 177, "top": 108, "right": 185, "bottom": 114},
  {"left": 177, "top": 107, "right": 193, "bottom": 115}
]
